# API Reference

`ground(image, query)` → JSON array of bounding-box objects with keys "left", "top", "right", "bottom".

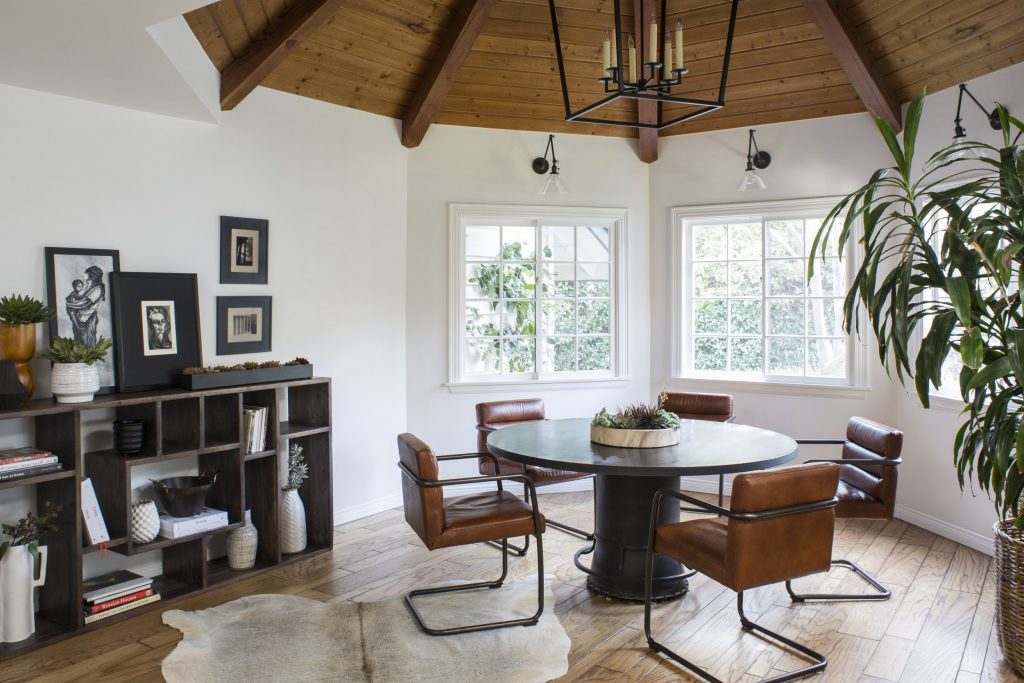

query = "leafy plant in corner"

[
  {"left": 0, "top": 295, "right": 55, "bottom": 325},
  {"left": 592, "top": 394, "right": 680, "bottom": 430},
  {"left": 40, "top": 336, "right": 113, "bottom": 365},
  {"left": 0, "top": 501, "right": 62, "bottom": 561},
  {"left": 284, "top": 443, "right": 309, "bottom": 491}
]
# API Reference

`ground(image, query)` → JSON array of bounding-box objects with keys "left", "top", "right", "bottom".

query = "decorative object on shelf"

[
  {"left": 0, "top": 501, "right": 60, "bottom": 643},
  {"left": 180, "top": 357, "right": 312, "bottom": 390},
  {"left": 281, "top": 444, "right": 308, "bottom": 554},
  {"left": 547, "top": 0, "right": 739, "bottom": 130},
  {"left": 110, "top": 272, "right": 202, "bottom": 392},
  {"left": 150, "top": 471, "right": 218, "bottom": 518},
  {"left": 0, "top": 360, "right": 27, "bottom": 409},
  {"left": 737, "top": 128, "right": 771, "bottom": 191},
  {"left": 112, "top": 418, "right": 145, "bottom": 455},
  {"left": 130, "top": 500, "right": 160, "bottom": 545},
  {"left": 220, "top": 216, "right": 269, "bottom": 285},
  {"left": 44, "top": 247, "right": 121, "bottom": 393},
  {"left": 81, "top": 479, "right": 111, "bottom": 547},
  {"left": 227, "top": 510, "right": 258, "bottom": 570},
  {"left": 811, "top": 91, "right": 1023, "bottom": 675},
  {"left": 532, "top": 134, "right": 568, "bottom": 195},
  {"left": 41, "top": 336, "right": 112, "bottom": 403},
  {"left": 158, "top": 507, "right": 229, "bottom": 539},
  {"left": 0, "top": 294, "right": 56, "bottom": 400},
  {"left": 590, "top": 393, "right": 680, "bottom": 448},
  {"left": 216, "top": 296, "right": 272, "bottom": 355}
]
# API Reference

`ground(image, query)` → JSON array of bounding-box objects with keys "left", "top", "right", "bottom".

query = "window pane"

[
  {"left": 541, "top": 300, "right": 575, "bottom": 335},
  {"left": 767, "top": 259, "right": 805, "bottom": 296},
  {"left": 768, "top": 299, "right": 804, "bottom": 336},
  {"left": 543, "top": 337, "right": 576, "bottom": 372},
  {"left": 729, "top": 223, "right": 762, "bottom": 259},
  {"left": 466, "top": 226, "right": 500, "bottom": 260},
  {"left": 806, "top": 219, "right": 837, "bottom": 257},
  {"left": 502, "top": 337, "right": 535, "bottom": 373},
  {"left": 542, "top": 225, "right": 574, "bottom": 260},
  {"left": 768, "top": 220, "right": 803, "bottom": 258},
  {"left": 807, "top": 339, "right": 846, "bottom": 378},
  {"left": 808, "top": 258, "right": 845, "bottom": 297},
  {"left": 578, "top": 336, "right": 611, "bottom": 371},
  {"left": 501, "top": 263, "right": 535, "bottom": 299},
  {"left": 541, "top": 262, "right": 575, "bottom": 297},
  {"left": 695, "top": 299, "right": 728, "bottom": 335},
  {"left": 807, "top": 298, "right": 844, "bottom": 337},
  {"left": 465, "top": 301, "right": 500, "bottom": 336},
  {"left": 502, "top": 226, "right": 535, "bottom": 260},
  {"left": 466, "top": 263, "right": 500, "bottom": 298},
  {"left": 502, "top": 301, "right": 535, "bottom": 335},
  {"left": 693, "top": 224, "right": 727, "bottom": 260},
  {"left": 466, "top": 338, "right": 500, "bottom": 375},
  {"left": 730, "top": 337, "right": 763, "bottom": 373},
  {"left": 578, "top": 226, "right": 610, "bottom": 261},
  {"left": 578, "top": 300, "right": 610, "bottom": 334},
  {"left": 694, "top": 337, "right": 727, "bottom": 371},
  {"left": 729, "top": 261, "right": 762, "bottom": 297},
  {"left": 768, "top": 338, "right": 804, "bottom": 375},
  {"left": 577, "top": 262, "right": 610, "bottom": 297},
  {"left": 730, "top": 300, "right": 762, "bottom": 335},
  {"left": 694, "top": 262, "right": 727, "bottom": 297}
]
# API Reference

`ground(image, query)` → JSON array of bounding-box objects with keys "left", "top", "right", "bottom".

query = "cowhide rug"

[{"left": 161, "top": 576, "right": 570, "bottom": 683}]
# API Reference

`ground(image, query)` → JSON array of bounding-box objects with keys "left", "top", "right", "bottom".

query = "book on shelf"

[
  {"left": 83, "top": 593, "right": 161, "bottom": 624},
  {"left": 83, "top": 569, "right": 154, "bottom": 603},
  {"left": 85, "top": 587, "right": 154, "bottom": 614},
  {"left": 0, "top": 447, "right": 53, "bottom": 465},
  {"left": 0, "top": 461, "right": 62, "bottom": 482},
  {"left": 0, "top": 454, "right": 58, "bottom": 473},
  {"left": 159, "top": 507, "right": 229, "bottom": 539},
  {"left": 81, "top": 478, "right": 110, "bottom": 546},
  {"left": 243, "top": 405, "right": 269, "bottom": 454}
]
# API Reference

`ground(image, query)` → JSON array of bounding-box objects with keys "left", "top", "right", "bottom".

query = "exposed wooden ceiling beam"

[
  {"left": 634, "top": 0, "right": 659, "bottom": 163},
  {"left": 220, "top": 0, "right": 348, "bottom": 111},
  {"left": 800, "top": 0, "right": 902, "bottom": 132},
  {"left": 401, "top": 0, "right": 500, "bottom": 148}
]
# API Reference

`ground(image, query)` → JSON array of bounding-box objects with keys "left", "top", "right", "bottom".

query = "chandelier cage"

[{"left": 546, "top": 0, "right": 741, "bottom": 130}]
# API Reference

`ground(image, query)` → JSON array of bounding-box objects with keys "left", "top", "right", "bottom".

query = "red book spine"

[
  {"left": 86, "top": 588, "right": 153, "bottom": 613},
  {"left": 0, "top": 452, "right": 51, "bottom": 465}
]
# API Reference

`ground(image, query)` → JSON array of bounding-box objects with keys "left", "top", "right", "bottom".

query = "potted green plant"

[
  {"left": 0, "top": 502, "right": 61, "bottom": 643},
  {"left": 591, "top": 394, "right": 681, "bottom": 448},
  {"left": 810, "top": 90, "right": 1023, "bottom": 674},
  {"left": 281, "top": 443, "right": 309, "bottom": 554},
  {"left": 40, "top": 336, "right": 113, "bottom": 403},
  {"left": 0, "top": 295, "right": 55, "bottom": 400}
]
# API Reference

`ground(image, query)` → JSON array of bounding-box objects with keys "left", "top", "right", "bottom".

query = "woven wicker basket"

[{"left": 994, "top": 520, "right": 1024, "bottom": 676}]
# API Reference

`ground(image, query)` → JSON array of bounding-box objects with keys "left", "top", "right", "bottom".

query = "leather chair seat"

[
  {"left": 836, "top": 480, "right": 888, "bottom": 519},
  {"left": 655, "top": 517, "right": 728, "bottom": 584},
  {"left": 434, "top": 491, "right": 546, "bottom": 549}
]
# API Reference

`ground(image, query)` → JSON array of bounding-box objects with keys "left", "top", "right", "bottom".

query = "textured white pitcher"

[
  {"left": 0, "top": 544, "right": 47, "bottom": 643},
  {"left": 280, "top": 489, "right": 307, "bottom": 554},
  {"left": 50, "top": 363, "right": 100, "bottom": 403}
]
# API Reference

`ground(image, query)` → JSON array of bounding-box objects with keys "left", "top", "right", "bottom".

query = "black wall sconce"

[
  {"left": 737, "top": 129, "right": 770, "bottom": 191},
  {"left": 954, "top": 82, "right": 1002, "bottom": 142},
  {"left": 533, "top": 134, "right": 568, "bottom": 195}
]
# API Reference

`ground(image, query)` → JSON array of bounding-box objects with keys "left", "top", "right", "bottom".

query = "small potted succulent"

[
  {"left": 0, "top": 501, "right": 61, "bottom": 643},
  {"left": 180, "top": 357, "right": 313, "bottom": 390},
  {"left": 40, "top": 336, "right": 113, "bottom": 403},
  {"left": 281, "top": 444, "right": 309, "bottom": 554},
  {"left": 0, "top": 295, "right": 56, "bottom": 399},
  {"left": 591, "top": 393, "right": 681, "bottom": 448}
]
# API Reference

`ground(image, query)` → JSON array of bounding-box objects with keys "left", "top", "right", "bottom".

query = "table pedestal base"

[{"left": 574, "top": 474, "right": 687, "bottom": 601}]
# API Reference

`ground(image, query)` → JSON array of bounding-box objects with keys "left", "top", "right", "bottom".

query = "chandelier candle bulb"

[
  {"left": 675, "top": 20, "right": 684, "bottom": 71},
  {"left": 663, "top": 38, "right": 672, "bottom": 77},
  {"left": 649, "top": 10, "right": 658, "bottom": 63},
  {"left": 627, "top": 34, "right": 637, "bottom": 83},
  {"left": 602, "top": 32, "right": 611, "bottom": 72}
]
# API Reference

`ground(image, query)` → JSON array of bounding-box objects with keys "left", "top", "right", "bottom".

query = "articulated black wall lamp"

[
  {"left": 533, "top": 134, "right": 568, "bottom": 195},
  {"left": 738, "top": 129, "right": 770, "bottom": 192},
  {"left": 954, "top": 82, "right": 1003, "bottom": 143}
]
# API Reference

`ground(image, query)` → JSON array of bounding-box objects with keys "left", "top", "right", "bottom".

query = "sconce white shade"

[{"left": 737, "top": 169, "right": 767, "bottom": 191}]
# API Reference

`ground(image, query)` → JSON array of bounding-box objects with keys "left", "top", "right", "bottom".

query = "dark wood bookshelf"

[{"left": 0, "top": 377, "right": 333, "bottom": 661}]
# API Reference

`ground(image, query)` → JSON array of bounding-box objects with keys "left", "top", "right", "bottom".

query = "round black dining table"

[{"left": 487, "top": 417, "right": 798, "bottom": 601}]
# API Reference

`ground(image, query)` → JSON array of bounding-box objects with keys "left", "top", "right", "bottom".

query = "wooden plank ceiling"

[{"left": 185, "top": 0, "right": 1024, "bottom": 143}]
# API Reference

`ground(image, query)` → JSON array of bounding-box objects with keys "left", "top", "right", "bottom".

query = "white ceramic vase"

[
  {"left": 281, "top": 489, "right": 307, "bottom": 554},
  {"left": 131, "top": 500, "right": 160, "bottom": 544},
  {"left": 50, "top": 363, "right": 100, "bottom": 404},
  {"left": 0, "top": 544, "right": 48, "bottom": 643},
  {"left": 227, "top": 510, "right": 259, "bottom": 570}
]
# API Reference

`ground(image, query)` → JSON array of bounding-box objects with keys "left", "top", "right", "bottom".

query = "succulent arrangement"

[
  {"left": 0, "top": 295, "right": 55, "bottom": 326},
  {"left": 182, "top": 358, "right": 310, "bottom": 375},
  {"left": 40, "top": 336, "right": 113, "bottom": 365},
  {"left": 283, "top": 443, "right": 309, "bottom": 491},
  {"left": 0, "top": 501, "right": 62, "bottom": 560},
  {"left": 592, "top": 394, "right": 680, "bottom": 430}
]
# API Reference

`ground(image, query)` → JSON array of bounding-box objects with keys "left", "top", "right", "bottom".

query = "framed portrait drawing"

[
  {"left": 45, "top": 247, "right": 121, "bottom": 393},
  {"left": 217, "top": 296, "right": 271, "bottom": 355},
  {"left": 220, "top": 216, "right": 268, "bottom": 284},
  {"left": 110, "top": 273, "right": 202, "bottom": 391}
]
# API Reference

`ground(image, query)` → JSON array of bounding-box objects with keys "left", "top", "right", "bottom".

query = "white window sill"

[
  {"left": 666, "top": 376, "right": 872, "bottom": 399},
  {"left": 446, "top": 377, "right": 632, "bottom": 394},
  {"left": 924, "top": 393, "right": 968, "bottom": 412}
]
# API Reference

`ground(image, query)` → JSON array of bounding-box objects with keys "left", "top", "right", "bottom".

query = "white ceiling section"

[{"left": 0, "top": 1, "right": 220, "bottom": 122}]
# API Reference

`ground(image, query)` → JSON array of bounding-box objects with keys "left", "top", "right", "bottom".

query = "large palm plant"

[{"left": 811, "top": 90, "right": 1024, "bottom": 526}]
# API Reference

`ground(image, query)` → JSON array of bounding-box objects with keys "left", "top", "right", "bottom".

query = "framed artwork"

[
  {"left": 110, "top": 273, "right": 202, "bottom": 391},
  {"left": 220, "top": 216, "right": 268, "bottom": 284},
  {"left": 44, "top": 247, "right": 121, "bottom": 393},
  {"left": 217, "top": 296, "right": 271, "bottom": 355}
]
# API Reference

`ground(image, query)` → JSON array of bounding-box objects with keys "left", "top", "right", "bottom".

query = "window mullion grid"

[
  {"left": 761, "top": 218, "right": 769, "bottom": 379},
  {"left": 498, "top": 226, "right": 506, "bottom": 374},
  {"left": 534, "top": 220, "right": 541, "bottom": 376}
]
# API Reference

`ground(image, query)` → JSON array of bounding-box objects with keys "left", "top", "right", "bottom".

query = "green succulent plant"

[
  {"left": 592, "top": 394, "right": 680, "bottom": 430},
  {"left": 40, "top": 337, "right": 112, "bottom": 365},
  {"left": 0, "top": 295, "right": 55, "bottom": 325}
]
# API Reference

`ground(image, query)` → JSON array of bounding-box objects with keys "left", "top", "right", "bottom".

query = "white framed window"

[
  {"left": 672, "top": 198, "right": 865, "bottom": 388},
  {"left": 448, "top": 204, "right": 628, "bottom": 386}
]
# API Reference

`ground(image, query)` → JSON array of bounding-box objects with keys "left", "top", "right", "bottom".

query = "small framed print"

[
  {"left": 141, "top": 301, "right": 177, "bottom": 356},
  {"left": 217, "top": 296, "right": 271, "bottom": 355},
  {"left": 220, "top": 216, "right": 268, "bottom": 284}
]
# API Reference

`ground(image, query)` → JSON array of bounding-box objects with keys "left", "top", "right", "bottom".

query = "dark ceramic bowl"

[{"left": 151, "top": 474, "right": 217, "bottom": 517}]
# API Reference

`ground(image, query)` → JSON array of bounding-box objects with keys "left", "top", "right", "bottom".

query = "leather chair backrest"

[
  {"left": 661, "top": 392, "right": 734, "bottom": 422},
  {"left": 842, "top": 417, "right": 903, "bottom": 512},
  {"left": 475, "top": 398, "right": 546, "bottom": 453},
  {"left": 397, "top": 433, "right": 445, "bottom": 548},
  {"left": 726, "top": 463, "right": 839, "bottom": 590}
]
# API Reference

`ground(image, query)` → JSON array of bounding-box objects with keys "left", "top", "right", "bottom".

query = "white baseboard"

[
  {"left": 334, "top": 493, "right": 404, "bottom": 526},
  {"left": 893, "top": 504, "right": 994, "bottom": 556}
]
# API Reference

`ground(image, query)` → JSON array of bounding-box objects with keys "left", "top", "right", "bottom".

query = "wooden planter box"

[
  {"left": 180, "top": 365, "right": 313, "bottom": 390},
  {"left": 590, "top": 424, "right": 680, "bottom": 448}
]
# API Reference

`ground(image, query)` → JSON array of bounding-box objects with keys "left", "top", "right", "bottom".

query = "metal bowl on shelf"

[{"left": 150, "top": 471, "right": 218, "bottom": 517}]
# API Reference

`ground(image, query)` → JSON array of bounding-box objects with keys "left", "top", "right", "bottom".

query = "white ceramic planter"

[
  {"left": 281, "top": 489, "right": 307, "bottom": 554},
  {"left": 0, "top": 545, "right": 48, "bottom": 643},
  {"left": 50, "top": 363, "right": 100, "bottom": 403}
]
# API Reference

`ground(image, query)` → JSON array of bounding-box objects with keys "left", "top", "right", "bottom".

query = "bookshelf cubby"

[{"left": 0, "top": 377, "right": 333, "bottom": 660}]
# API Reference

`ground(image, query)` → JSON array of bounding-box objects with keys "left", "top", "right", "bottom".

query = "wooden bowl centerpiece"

[{"left": 590, "top": 395, "right": 680, "bottom": 449}]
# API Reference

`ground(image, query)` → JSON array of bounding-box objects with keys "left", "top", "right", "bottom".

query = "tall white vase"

[
  {"left": 280, "top": 489, "right": 307, "bottom": 554},
  {"left": 0, "top": 545, "right": 48, "bottom": 643}
]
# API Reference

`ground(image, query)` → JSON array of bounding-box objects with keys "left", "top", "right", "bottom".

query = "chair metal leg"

[
  {"left": 405, "top": 535, "right": 545, "bottom": 636},
  {"left": 785, "top": 558, "right": 892, "bottom": 602}
]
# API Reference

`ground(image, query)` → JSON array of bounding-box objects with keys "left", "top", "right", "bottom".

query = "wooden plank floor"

[{"left": 3, "top": 491, "right": 1022, "bottom": 682}]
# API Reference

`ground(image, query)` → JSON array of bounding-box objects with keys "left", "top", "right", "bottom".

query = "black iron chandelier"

[{"left": 546, "top": 0, "right": 741, "bottom": 130}]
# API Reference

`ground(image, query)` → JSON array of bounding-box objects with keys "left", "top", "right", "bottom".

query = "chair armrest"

[
  {"left": 805, "top": 457, "right": 902, "bottom": 467},
  {"left": 436, "top": 451, "right": 502, "bottom": 474},
  {"left": 476, "top": 425, "right": 495, "bottom": 434},
  {"left": 652, "top": 487, "right": 837, "bottom": 522},
  {"left": 795, "top": 439, "right": 846, "bottom": 445}
]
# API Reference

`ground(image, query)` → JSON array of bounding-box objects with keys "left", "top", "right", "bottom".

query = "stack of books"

[
  {"left": 82, "top": 570, "right": 161, "bottom": 624},
  {"left": 159, "top": 507, "right": 230, "bottom": 539},
  {"left": 243, "top": 404, "right": 269, "bottom": 454},
  {"left": 0, "top": 447, "right": 62, "bottom": 483}
]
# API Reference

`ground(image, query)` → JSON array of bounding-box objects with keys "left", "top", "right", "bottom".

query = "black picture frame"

[
  {"left": 44, "top": 247, "right": 122, "bottom": 394},
  {"left": 110, "top": 272, "right": 202, "bottom": 392},
  {"left": 220, "top": 216, "right": 269, "bottom": 284},
  {"left": 217, "top": 296, "right": 272, "bottom": 355}
]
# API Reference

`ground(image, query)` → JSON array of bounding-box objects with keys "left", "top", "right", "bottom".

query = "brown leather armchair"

[
  {"left": 662, "top": 391, "right": 735, "bottom": 506},
  {"left": 644, "top": 463, "right": 840, "bottom": 683},
  {"left": 787, "top": 416, "right": 904, "bottom": 602},
  {"left": 476, "top": 399, "right": 593, "bottom": 556},
  {"left": 397, "top": 433, "right": 546, "bottom": 635}
]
